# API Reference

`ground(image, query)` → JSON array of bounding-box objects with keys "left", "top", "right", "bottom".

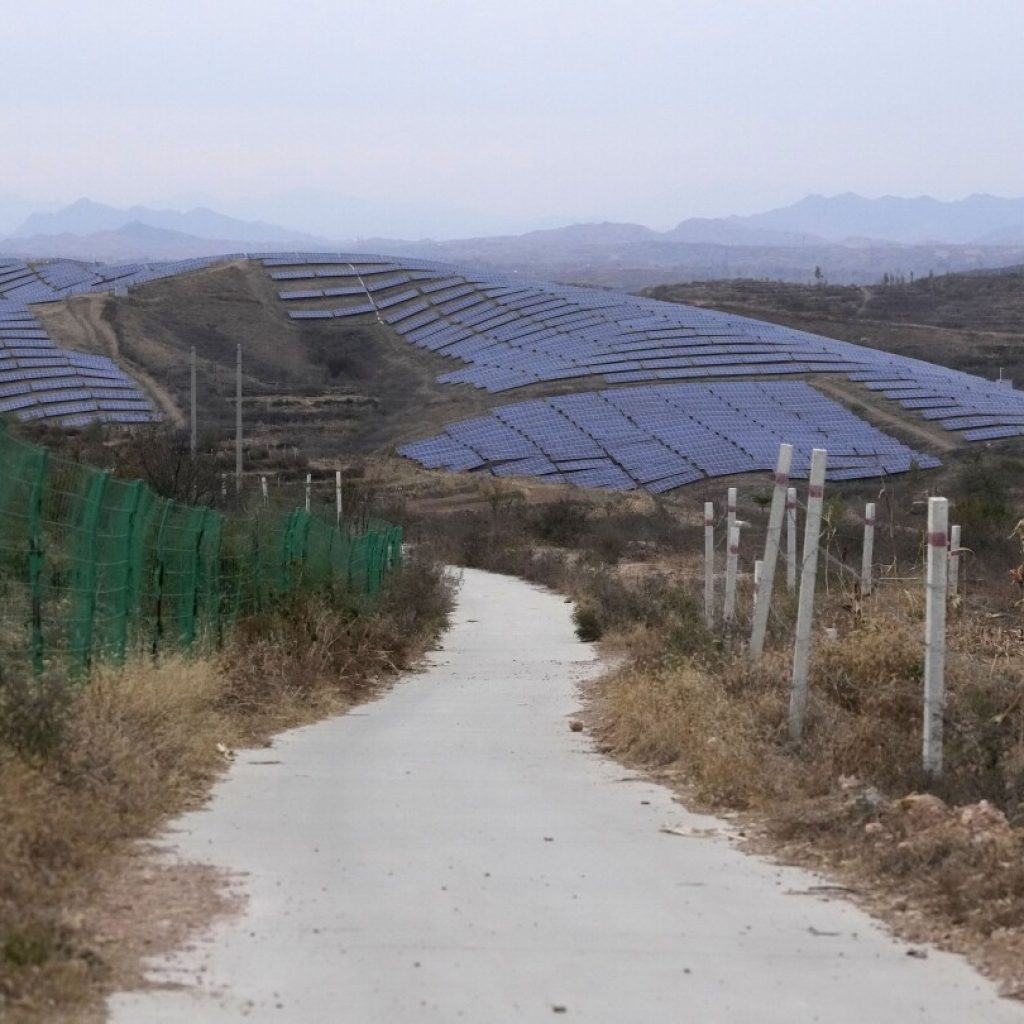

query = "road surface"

[{"left": 110, "top": 568, "right": 1023, "bottom": 1022}]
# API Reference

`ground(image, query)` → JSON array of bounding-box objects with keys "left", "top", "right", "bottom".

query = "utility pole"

[
  {"left": 190, "top": 345, "right": 197, "bottom": 457},
  {"left": 235, "top": 344, "right": 243, "bottom": 493}
]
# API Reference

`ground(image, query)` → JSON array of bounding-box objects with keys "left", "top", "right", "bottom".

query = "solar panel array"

[
  {"left": 0, "top": 255, "right": 237, "bottom": 426},
  {"left": 398, "top": 382, "right": 939, "bottom": 491},
  {"left": 0, "top": 248, "right": 1010, "bottom": 488},
  {"left": 250, "top": 251, "right": 1024, "bottom": 488}
]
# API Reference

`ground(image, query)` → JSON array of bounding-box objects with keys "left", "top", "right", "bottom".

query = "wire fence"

[{"left": 0, "top": 425, "right": 403, "bottom": 676}]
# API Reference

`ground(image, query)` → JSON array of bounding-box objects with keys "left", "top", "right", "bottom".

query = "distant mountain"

[
  {"left": 709, "top": 193, "right": 1024, "bottom": 245},
  {"left": 0, "top": 194, "right": 59, "bottom": 237},
  {"left": 664, "top": 218, "right": 828, "bottom": 247},
  {"left": 10, "top": 198, "right": 327, "bottom": 246},
  {"left": 976, "top": 224, "right": 1024, "bottom": 245},
  {"left": 517, "top": 221, "right": 659, "bottom": 245},
  {"left": 0, "top": 221, "right": 335, "bottom": 262}
]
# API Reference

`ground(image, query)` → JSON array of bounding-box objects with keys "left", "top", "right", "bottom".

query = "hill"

[
  {"left": 10, "top": 198, "right": 326, "bottom": 247},
  {"left": 27, "top": 253, "right": 1024, "bottom": 499},
  {"left": 642, "top": 268, "right": 1024, "bottom": 386}
]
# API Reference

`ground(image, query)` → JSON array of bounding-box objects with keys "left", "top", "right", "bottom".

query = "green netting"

[{"left": 0, "top": 425, "right": 403, "bottom": 676}]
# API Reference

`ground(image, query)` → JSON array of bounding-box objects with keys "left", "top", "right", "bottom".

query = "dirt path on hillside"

[
  {"left": 811, "top": 374, "right": 960, "bottom": 452},
  {"left": 107, "top": 570, "right": 1021, "bottom": 1023},
  {"left": 36, "top": 295, "right": 185, "bottom": 426}
]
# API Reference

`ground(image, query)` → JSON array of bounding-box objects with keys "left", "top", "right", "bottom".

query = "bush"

[
  {"left": 0, "top": 669, "right": 71, "bottom": 761},
  {"left": 573, "top": 605, "right": 603, "bottom": 642}
]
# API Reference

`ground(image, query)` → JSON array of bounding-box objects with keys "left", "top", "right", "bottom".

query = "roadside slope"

[{"left": 109, "top": 570, "right": 1022, "bottom": 1023}]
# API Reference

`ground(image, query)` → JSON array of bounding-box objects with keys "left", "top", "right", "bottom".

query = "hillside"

[
  {"left": 27, "top": 253, "right": 1024, "bottom": 501},
  {"left": 642, "top": 269, "right": 1024, "bottom": 386}
]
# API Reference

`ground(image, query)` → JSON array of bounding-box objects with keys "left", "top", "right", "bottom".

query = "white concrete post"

[
  {"left": 948, "top": 524, "right": 961, "bottom": 597},
  {"left": 703, "top": 501, "right": 715, "bottom": 627},
  {"left": 750, "top": 443, "right": 793, "bottom": 657},
  {"left": 336, "top": 469, "right": 344, "bottom": 528},
  {"left": 923, "top": 498, "right": 949, "bottom": 777},
  {"left": 861, "top": 501, "right": 876, "bottom": 596},
  {"left": 723, "top": 524, "right": 740, "bottom": 624},
  {"left": 260, "top": 475, "right": 268, "bottom": 506},
  {"left": 305, "top": 473, "right": 312, "bottom": 514},
  {"left": 727, "top": 487, "right": 737, "bottom": 539},
  {"left": 753, "top": 558, "right": 763, "bottom": 614},
  {"left": 786, "top": 486, "right": 797, "bottom": 593},
  {"left": 788, "top": 448, "right": 828, "bottom": 743}
]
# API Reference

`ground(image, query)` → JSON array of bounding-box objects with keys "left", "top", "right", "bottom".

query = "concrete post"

[
  {"left": 336, "top": 470, "right": 344, "bottom": 529},
  {"left": 861, "top": 501, "right": 876, "bottom": 597},
  {"left": 727, "top": 486, "right": 737, "bottom": 539},
  {"left": 750, "top": 443, "right": 793, "bottom": 657},
  {"left": 753, "top": 558, "right": 763, "bottom": 614},
  {"left": 924, "top": 497, "right": 949, "bottom": 777},
  {"left": 260, "top": 475, "right": 268, "bottom": 506},
  {"left": 788, "top": 448, "right": 828, "bottom": 743},
  {"left": 786, "top": 486, "right": 797, "bottom": 593},
  {"left": 948, "top": 524, "right": 961, "bottom": 597},
  {"left": 703, "top": 501, "right": 715, "bottom": 627},
  {"left": 305, "top": 473, "right": 312, "bottom": 514},
  {"left": 724, "top": 524, "right": 740, "bottom": 624}
]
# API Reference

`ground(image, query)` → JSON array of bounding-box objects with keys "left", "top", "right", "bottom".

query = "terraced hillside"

[{"left": 18, "top": 252, "right": 1024, "bottom": 493}]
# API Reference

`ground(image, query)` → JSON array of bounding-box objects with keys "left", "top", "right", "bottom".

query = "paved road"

[{"left": 110, "top": 569, "right": 1023, "bottom": 1022}]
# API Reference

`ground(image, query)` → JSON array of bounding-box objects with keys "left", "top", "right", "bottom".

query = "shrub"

[{"left": 573, "top": 605, "right": 603, "bottom": 642}]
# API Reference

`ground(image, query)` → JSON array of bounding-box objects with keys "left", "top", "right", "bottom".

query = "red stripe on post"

[
  {"left": 704, "top": 518, "right": 713, "bottom": 527},
  {"left": 774, "top": 473, "right": 789, "bottom": 486},
  {"left": 808, "top": 485, "right": 824, "bottom": 499},
  {"left": 928, "top": 531, "right": 947, "bottom": 547},
  {"left": 728, "top": 545, "right": 738, "bottom": 555},
  {"left": 865, "top": 518, "right": 876, "bottom": 527}
]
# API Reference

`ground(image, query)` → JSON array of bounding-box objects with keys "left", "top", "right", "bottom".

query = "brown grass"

[{"left": 0, "top": 555, "right": 455, "bottom": 1021}]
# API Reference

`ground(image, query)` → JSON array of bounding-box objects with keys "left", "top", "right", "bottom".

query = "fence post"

[
  {"left": 861, "top": 501, "right": 876, "bottom": 597},
  {"left": 750, "top": 443, "right": 793, "bottom": 657},
  {"left": 727, "top": 486, "right": 737, "bottom": 539},
  {"left": 70, "top": 469, "right": 110, "bottom": 675},
  {"left": 788, "top": 448, "right": 828, "bottom": 743},
  {"left": 948, "top": 524, "right": 961, "bottom": 598},
  {"left": 703, "top": 500, "right": 715, "bottom": 627},
  {"left": 786, "top": 486, "right": 797, "bottom": 593},
  {"left": 28, "top": 447, "right": 49, "bottom": 674},
  {"left": 261, "top": 475, "right": 268, "bottom": 506},
  {"left": 305, "top": 473, "right": 312, "bottom": 514},
  {"left": 336, "top": 469, "right": 343, "bottom": 528},
  {"left": 723, "top": 523, "right": 740, "bottom": 624},
  {"left": 923, "top": 497, "right": 949, "bottom": 777},
  {"left": 114, "top": 481, "right": 145, "bottom": 662},
  {"left": 753, "top": 558, "right": 763, "bottom": 614}
]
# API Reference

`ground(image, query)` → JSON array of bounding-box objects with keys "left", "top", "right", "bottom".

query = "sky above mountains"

[{"left": 3, "top": 1, "right": 1022, "bottom": 239}]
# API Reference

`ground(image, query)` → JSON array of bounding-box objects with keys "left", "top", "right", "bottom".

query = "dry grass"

[{"left": 0, "top": 555, "right": 455, "bottom": 1021}]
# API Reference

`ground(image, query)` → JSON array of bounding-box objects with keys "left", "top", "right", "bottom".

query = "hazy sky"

[{"left": 4, "top": 0, "right": 1023, "bottom": 235}]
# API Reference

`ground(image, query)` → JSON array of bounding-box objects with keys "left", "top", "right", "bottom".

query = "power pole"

[
  {"left": 235, "top": 344, "right": 243, "bottom": 493},
  {"left": 190, "top": 345, "right": 197, "bottom": 457}
]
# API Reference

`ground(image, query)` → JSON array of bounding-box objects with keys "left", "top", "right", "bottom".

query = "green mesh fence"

[{"left": 0, "top": 426, "right": 403, "bottom": 676}]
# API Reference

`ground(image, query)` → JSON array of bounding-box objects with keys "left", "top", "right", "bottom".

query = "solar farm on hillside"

[{"left": 5, "top": 251, "right": 1024, "bottom": 492}]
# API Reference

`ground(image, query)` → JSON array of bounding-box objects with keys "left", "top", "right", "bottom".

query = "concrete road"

[{"left": 110, "top": 569, "right": 1023, "bottom": 1022}]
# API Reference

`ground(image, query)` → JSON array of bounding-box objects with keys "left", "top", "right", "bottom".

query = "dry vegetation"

[
  {"left": 392, "top": 459, "right": 1024, "bottom": 996},
  {"left": 0, "top": 554, "right": 455, "bottom": 1021}
]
